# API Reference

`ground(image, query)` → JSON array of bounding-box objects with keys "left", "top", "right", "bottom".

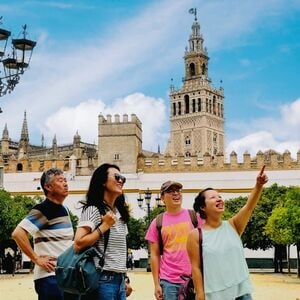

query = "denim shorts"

[
  {"left": 160, "top": 279, "right": 182, "bottom": 300},
  {"left": 81, "top": 271, "right": 126, "bottom": 300}
]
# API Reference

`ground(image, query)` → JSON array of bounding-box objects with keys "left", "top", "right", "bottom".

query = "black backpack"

[{"left": 156, "top": 209, "right": 198, "bottom": 255}]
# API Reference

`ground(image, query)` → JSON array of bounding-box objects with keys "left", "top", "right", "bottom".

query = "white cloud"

[
  {"left": 281, "top": 98, "right": 300, "bottom": 127},
  {"left": 1, "top": 0, "right": 192, "bottom": 141},
  {"left": 1, "top": 0, "right": 299, "bottom": 157},
  {"left": 42, "top": 93, "right": 167, "bottom": 151},
  {"left": 226, "top": 98, "right": 300, "bottom": 158}
]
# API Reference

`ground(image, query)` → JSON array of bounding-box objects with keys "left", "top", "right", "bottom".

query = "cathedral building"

[
  {"left": 0, "top": 111, "right": 97, "bottom": 175},
  {"left": 0, "top": 14, "right": 299, "bottom": 176}
]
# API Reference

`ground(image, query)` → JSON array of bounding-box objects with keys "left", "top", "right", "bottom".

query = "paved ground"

[{"left": 0, "top": 270, "right": 299, "bottom": 299}]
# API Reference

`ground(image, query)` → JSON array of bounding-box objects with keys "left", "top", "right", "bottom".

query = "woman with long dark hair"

[{"left": 74, "top": 163, "right": 130, "bottom": 300}]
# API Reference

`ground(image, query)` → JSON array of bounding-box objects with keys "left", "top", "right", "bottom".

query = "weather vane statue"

[{"left": 188, "top": 7, "right": 197, "bottom": 21}]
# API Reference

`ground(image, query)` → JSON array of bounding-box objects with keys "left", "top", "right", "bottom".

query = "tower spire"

[
  {"left": 20, "top": 111, "right": 29, "bottom": 142},
  {"left": 187, "top": 8, "right": 205, "bottom": 55},
  {"left": 2, "top": 123, "right": 9, "bottom": 140}
]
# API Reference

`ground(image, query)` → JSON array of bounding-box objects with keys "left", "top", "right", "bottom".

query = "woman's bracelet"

[{"left": 96, "top": 226, "right": 103, "bottom": 236}]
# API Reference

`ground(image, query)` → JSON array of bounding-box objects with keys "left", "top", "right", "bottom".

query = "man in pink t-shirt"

[{"left": 145, "top": 181, "right": 203, "bottom": 300}]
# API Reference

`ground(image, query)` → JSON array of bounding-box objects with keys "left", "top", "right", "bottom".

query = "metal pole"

[{"left": 146, "top": 201, "right": 151, "bottom": 272}]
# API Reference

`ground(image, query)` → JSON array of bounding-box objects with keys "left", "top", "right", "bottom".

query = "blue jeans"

[
  {"left": 34, "top": 276, "right": 78, "bottom": 300},
  {"left": 82, "top": 271, "right": 126, "bottom": 300},
  {"left": 236, "top": 294, "right": 253, "bottom": 300},
  {"left": 160, "top": 279, "right": 182, "bottom": 300}
]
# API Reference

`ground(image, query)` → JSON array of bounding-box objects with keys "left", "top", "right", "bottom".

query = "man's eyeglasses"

[
  {"left": 113, "top": 173, "right": 126, "bottom": 184},
  {"left": 165, "top": 188, "right": 181, "bottom": 194}
]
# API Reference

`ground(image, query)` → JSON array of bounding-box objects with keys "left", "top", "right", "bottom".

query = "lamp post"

[
  {"left": 137, "top": 188, "right": 161, "bottom": 272},
  {"left": 0, "top": 17, "right": 36, "bottom": 104}
]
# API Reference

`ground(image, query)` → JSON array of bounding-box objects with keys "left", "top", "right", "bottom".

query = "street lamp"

[
  {"left": 0, "top": 17, "right": 36, "bottom": 100},
  {"left": 137, "top": 188, "right": 162, "bottom": 272}
]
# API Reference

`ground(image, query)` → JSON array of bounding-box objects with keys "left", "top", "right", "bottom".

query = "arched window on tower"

[
  {"left": 173, "top": 103, "right": 176, "bottom": 116},
  {"left": 189, "top": 63, "right": 196, "bottom": 76},
  {"left": 209, "top": 100, "right": 212, "bottom": 113},
  {"left": 198, "top": 98, "right": 201, "bottom": 111},
  {"left": 217, "top": 103, "right": 220, "bottom": 116},
  {"left": 206, "top": 99, "right": 209, "bottom": 112},
  {"left": 185, "top": 151, "right": 191, "bottom": 158},
  {"left": 213, "top": 96, "right": 216, "bottom": 115},
  {"left": 201, "top": 63, "right": 206, "bottom": 75},
  {"left": 17, "top": 163, "right": 23, "bottom": 171},
  {"left": 185, "top": 136, "right": 191, "bottom": 145},
  {"left": 184, "top": 95, "right": 190, "bottom": 114},
  {"left": 192, "top": 99, "right": 196, "bottom": 113},
  {"left": 178, "top": 102, "right": 182, "bottom": 115}
]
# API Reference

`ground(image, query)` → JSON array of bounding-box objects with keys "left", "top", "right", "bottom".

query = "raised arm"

[
  {"left": 187, "top": 229, "right": 205, "bottom": 300},
  {"left": 230, "top": 165, "right": 268, "bottom": 235}
]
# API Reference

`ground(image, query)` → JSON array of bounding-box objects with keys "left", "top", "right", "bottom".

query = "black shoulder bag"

[{"left": 178, "top": 228, "right": 203, "bottom": 300}]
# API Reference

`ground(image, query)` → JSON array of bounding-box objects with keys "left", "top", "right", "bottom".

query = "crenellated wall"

[
  {"left": 98, "top": 113, "right": 143, "bottom": 173},
  {"left": 137, "top": 150, "right": 300, "bottom": 173}
]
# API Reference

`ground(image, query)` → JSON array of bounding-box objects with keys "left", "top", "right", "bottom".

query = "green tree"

[
  {"left": 0, "top": 190, "right": 36, "bottom": 243},
  {"left": 127, "top": 206, "right": 165, "bottom": 250},
  {"left": 69, "top": 211, "right": 79, "bottom": 233},
  {"left": 127, "top": 217, "right": 148, "bottom": 249},
  {"left": 265, "top": 187, "right": 300, "bottom": 276}
]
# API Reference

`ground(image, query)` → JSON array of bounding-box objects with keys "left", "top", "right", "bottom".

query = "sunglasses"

[
  {"left": 113, "top": 173, "right": 126, "bottom": 184},
  {"left": 165, "top": 188, "right": 181, "bottom": 194}
]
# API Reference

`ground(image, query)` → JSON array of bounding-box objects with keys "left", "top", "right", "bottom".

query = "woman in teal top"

[{"left": 187, "top": 166, "right": 268, "bottom": 300}]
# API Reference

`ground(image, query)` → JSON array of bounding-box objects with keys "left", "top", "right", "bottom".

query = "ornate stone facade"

[
  {"left": 165, "top": 15, "right": 224, "bottom": 158},
  {"left": 0, "top": 112, "right": 97, "bottom": 175}
]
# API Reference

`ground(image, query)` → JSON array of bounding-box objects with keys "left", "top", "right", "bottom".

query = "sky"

[{"left": 0, "top": 0, "right": 300, "bottom": 160}]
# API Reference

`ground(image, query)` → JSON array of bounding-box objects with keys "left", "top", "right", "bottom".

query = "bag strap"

[
  {"left": 156, "top": 213, "right": 164, "bottom": 256},
  {"left": 96, "top": 206, "right": 110, "bottom": 253},
  {"left": 188, "top": 209, "right": 198, "bottom": 228},
  {"left": 103, "top": 229, "right": 109, "bottom": 253},
  {"left": 198, "top": 227, "right": 203, "bottom": 280}
]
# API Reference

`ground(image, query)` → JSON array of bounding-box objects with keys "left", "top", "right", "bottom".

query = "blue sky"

[{"left": 1, "top": 0, "right": 300, "bottom": 159}]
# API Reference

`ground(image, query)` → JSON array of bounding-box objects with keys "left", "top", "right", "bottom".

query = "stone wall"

[{"left": 137, "top": 150, "right": 300, "bottom": 173}]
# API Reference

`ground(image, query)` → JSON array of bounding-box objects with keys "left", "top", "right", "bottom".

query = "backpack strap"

[
  {"left": 96, "top": 206, "right": 110, "bottom": 253},
  {"left": 188, "top": 209, "right": 198, "bottom": 228},
  {"left": 156, "top": 213, "right": 164, "bottom": 256}
]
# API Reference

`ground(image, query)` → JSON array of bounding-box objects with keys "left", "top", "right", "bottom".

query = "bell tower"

[{"left": 166, "top": 9, "right": 224, "bottom": 158}]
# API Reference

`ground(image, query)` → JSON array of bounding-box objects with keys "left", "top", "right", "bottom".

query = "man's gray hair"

[{"left": 40, "top": 168, "right": 64, "bottom": 195}]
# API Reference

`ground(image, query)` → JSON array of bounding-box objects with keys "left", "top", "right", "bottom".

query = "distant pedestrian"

[{"left": 127, "top": 252, "right": 134, "bottom": 270}]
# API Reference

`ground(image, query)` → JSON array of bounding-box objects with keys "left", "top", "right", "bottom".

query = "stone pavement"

[{"left": 0, "top": 270, "right": 299, "bottom": 299}]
